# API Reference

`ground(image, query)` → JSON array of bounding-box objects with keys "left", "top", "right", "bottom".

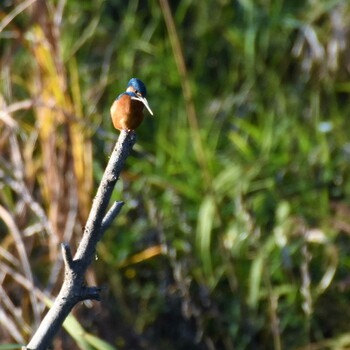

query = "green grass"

[{"left": 1, "top": 0, "right": 350, "bottom": 349}]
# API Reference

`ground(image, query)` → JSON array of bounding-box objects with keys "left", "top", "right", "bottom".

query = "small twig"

[
  {"left": 61, "top": 243, "right": 73, "bottom": 270},
  {"left": 101, "top": 201, "right": 124, "bottom": 233},
  {"left": 25, "top": 130, "right": 136, "bottom": 350}
]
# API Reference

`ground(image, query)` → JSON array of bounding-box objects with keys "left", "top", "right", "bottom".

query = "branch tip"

[
  {"left": 101, "top": 201, "right": 125, "bottom": 232},
  {"left": 61, "top": 242, "right": 73, "bottom": 269}
]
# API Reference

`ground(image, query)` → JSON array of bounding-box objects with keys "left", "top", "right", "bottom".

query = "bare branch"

[{"left": 25, "top": 130, "right": 136, "bottom": 350}]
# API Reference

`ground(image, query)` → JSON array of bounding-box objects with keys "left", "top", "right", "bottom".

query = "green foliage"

[{"left": 1, "top": 0, "right": 350, "bottom": 349}]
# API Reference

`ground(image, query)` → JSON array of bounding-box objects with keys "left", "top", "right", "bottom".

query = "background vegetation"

[{"left": 1, "top": 0, "right": 350, "bottom": 349}]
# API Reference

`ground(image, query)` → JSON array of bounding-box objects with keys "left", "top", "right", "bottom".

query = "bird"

[{"left": 110, "top": 78, "right": 153, "bottom": 131}]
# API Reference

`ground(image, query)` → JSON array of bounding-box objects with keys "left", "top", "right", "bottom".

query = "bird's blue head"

[{"left": 126, "top": 78, "right": 147, "bottom": 97}]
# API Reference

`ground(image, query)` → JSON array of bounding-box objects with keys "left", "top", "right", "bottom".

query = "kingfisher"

[{"left": 110, "top": 78, "right": 153, "bottom": 131}]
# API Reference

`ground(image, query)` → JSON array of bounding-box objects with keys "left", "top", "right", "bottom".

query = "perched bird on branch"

[{"left": 110, "top": 78, "right": 153, "bottom": 131}]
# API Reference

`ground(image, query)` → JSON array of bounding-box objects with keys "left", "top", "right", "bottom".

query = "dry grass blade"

[
  {"left": 1, "top": 130, "right": 58, "bottom": 245},
  {"left": 0, "top": 308, "right": 25, "bottom": 344},
  {"left": 0, "top": 281, "right": 31, "bottom": 338},
  {"left": 68, "top": 57, "right": 93, "bottom": 223},
  {"left": 0, "top": 262, "right": 48, "bottom": 304},
  {"left": 0, "top": 111, "right": 18, "bottom": 129},
  {"left": 27, "top": 2, "right": 93, "bottom": 237},
  {"left": 0, "top": 0, "right": 37, "bottom": 33},
  {"left": 0, "top": 205, "right": 40, "bottom": 325},
  {"left": 0, "top": 246, "right": 20, "bottom": 267}
]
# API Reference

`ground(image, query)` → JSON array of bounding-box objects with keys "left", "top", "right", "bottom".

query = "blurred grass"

[{"left": 1, "top": 0, "right": 350, "bottom": 349}]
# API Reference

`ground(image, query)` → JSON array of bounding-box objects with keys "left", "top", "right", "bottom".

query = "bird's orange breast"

[{"left": 110, "top": 94, "right": 144, "bottom": 131}]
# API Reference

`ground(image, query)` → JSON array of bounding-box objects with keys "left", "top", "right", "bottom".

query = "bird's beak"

[{"left": 132, "top": 95, "right": 154, "bottom": 116}]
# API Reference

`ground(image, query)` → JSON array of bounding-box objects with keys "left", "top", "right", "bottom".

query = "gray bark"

[{"left": 25, "top": 130, "right": 136, "bottom": 350}]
